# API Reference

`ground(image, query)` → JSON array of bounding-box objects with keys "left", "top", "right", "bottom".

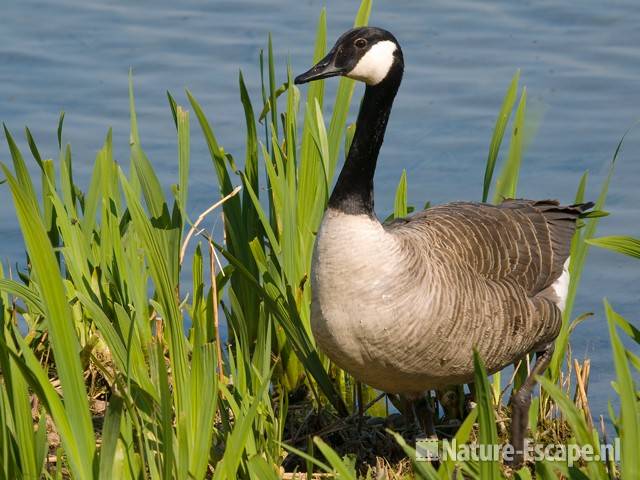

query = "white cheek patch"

[{"left": 347, "top": 40, "right": 397, "bottom": 85}]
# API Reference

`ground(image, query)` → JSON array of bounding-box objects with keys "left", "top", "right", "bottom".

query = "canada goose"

[{"left": 295, "top": 27, "right": 592, "bottom": 467}]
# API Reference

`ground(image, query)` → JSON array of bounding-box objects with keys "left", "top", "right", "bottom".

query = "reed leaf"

[
  {"left": 176, "top": 105, "right": 191, "bottom": 227},
  {"left": 549, "top": 132, "right": 622, "bottom": 382},
  {"left": 326, "top": 0, "right": 372, "bottom": 175},
  {"left": 313, "top": 437, "right": 359, "bottom": 480},
  {"left": 98, "top": 395, "right": 124, "bottom": 480},
  {"left": 472, "top": 350, "right": 501, "bottom": 479},
  {"left": 394, "top": 169, "right": 408, "bottom": 218},
  {"left": 493, "top": 87, "right": 527, "bottom": 204},
  {"left": 604, "top": 300, "right": 640, "bottom": 479},
  {"left": 389, "top": 431, "right": 440, "bottom": 480},
  {"left": 119, "top": 169, "right": 190, "bottom": 436},
  {"left": 1, "top": 163, "right": 95, "bottom": 478},
  {"left": 586, "top": 235, "right": 640, "bottom": 259},
  {"left": 483, "top": 70, "right": 520, "bottom": 202},
  {"left": 0, "top": 325, "right": 42, "bottom": 478},
  {"left": 3, "top": 125, "right": 41, "bottom": 216},
  {"left": 438, "top": 408, "right": 478, "bottom": 479},
  {"left": 537, "top": 375, "right": 608, "bottom": 479}
]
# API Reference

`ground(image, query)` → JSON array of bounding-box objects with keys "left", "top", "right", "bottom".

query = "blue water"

[{"left": 1, "top": 0, "right": 639, "bottom": 421}]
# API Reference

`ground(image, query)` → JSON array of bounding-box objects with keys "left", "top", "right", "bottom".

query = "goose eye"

[{"left": 354, "top": 38, "right": 367, "bottom": 48}]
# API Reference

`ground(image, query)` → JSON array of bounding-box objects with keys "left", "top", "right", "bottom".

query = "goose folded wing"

[{"left": 385, "top": 199, "right": 592, "bottom": 297}]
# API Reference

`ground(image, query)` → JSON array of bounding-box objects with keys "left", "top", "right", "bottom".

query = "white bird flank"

[
  {"left": 347, "top": 40, "right": 397, "bottom": 85},
  {"left": 551, "top": 257, "right": 570, "bottom": 311}
]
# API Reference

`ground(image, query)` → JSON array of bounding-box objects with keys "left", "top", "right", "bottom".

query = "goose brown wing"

[{"left": 385, "top": 199, "right": 593, "bottom": 296}]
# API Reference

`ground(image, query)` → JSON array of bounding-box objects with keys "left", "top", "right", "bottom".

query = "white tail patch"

[
  {"left": 347, "top": 40, "right": 397, "bottom": 85},
  {"left": 551, "top": 258, "right": 570, "bottom": 311}
]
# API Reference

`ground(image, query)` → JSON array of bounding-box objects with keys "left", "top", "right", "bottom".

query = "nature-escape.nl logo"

[{"left": 416, "top": 438, "right": 621, "bottom": 467}]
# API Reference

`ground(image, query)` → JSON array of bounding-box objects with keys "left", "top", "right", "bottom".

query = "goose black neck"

[{"left": 328, "top": 63, "right": 403, "bottom": 216}]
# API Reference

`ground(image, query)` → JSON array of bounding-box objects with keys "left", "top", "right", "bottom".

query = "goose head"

[{"left": 295, "top": 27, "right": 404, "bottom": 86}]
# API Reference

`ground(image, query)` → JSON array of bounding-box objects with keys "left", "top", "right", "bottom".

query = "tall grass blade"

[
  {"left": 472, "top": 350, "right": 500, "bottom": 479},
  {"left": 313, "top": 437, "right": 358, "bottom": 480},
  {"left": 565, "top": 131, "right": 624, "bottom": 318},
  {"left": 98, "top": 395, "right": 124, "bottom": 480},
  {"left": 219, "top": 377, "right": 271, "bottom": 480},
  {"left": 389, "top": 431, "right": 440, "bottom": 480},
  {"left": 188, "top": 343, "right": 218, "bottom": 478},
  {"left": 80, "top": 150, "right": 103, "bottom": 237},
  {"left": 176, "top": 105, "right": 191, "bottom": 226},
  {"left": 604, "top": 300, "right": 639, "bottom": 479},
  {"left": 3, "top": 126, "right": 41, "bottom": 216},
  {"left": 1, "top": 164, "right": 95, "bottom": 477},
  {"left": 438, "top": 408, "right": 478, "bottom": 479},
  {"left": 56, "top": 112, "right": 65, "bottom": 150},
  {"left": 586, "top": 235, "right": 640, "bottom": 259},
  {"left": 0, "top": 325, "right": 41, "bottom": 478},
  {"left": 297, "top": 8, "right": 327, "bottom": 235},
  {"left": 482, "top": 70, "right": 520, "bottom": 202},
  {"left": 394, "top": 169, "right": 408, "bottom": 218},
  {"left": 537, "top": 375, "right": 608, "bottom": 479},
  {"left": 9, "top": 329, "right": 92, "bottom": 479},
  {"left": 326, "top": 0, "right": 372, "bottom": 175},
  {"left": 0, "top": 279, "right": 45, "bottom": 315},
  {"left": 268, "top": 33, "right": 278, "bottom": 139},
  {"left": 119, "top": 170, "right": 189, "bottom": 427},
  {"left": 493, "top": 87, "right": 527, "bottom": 203},
  {"left": 550, "top": 133, "right": 623, "bottom": 381},
  {"left": 247, "top": 456, "right": 280, "bottom": 480},
  {"left": 24, "top": 126, "right": 44, "bottom": 170}
]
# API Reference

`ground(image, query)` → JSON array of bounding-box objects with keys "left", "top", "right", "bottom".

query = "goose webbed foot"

[{"left": 509, "top": 342, "right": 555, "bottom": 469}]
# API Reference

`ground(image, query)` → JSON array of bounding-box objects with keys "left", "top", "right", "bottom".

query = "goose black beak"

[{"left": 294, "top": 51, "right": 345, "bottom": 84}]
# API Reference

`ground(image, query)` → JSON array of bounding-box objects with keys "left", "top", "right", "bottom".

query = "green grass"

[{"left": 0, "top": 1, "right": 638, "bottom": 478}]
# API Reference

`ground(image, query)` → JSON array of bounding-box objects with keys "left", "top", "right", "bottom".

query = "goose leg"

[
  {"left": 510, "top": 342, "right": 554, "bottom": 468},
  {"left": 397, "top": 395, "right": 416, "bottom": 432},
  {"left": 412, "top": 395, "right": 437, "bottom": 438}
]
